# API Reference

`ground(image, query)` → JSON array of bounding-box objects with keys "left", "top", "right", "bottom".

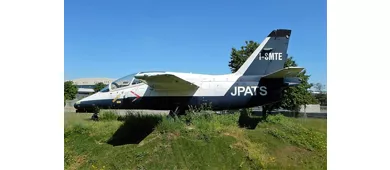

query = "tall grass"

[
  {"left": 265, "top": 114, "right": 327, "bottom": 153},
  {"left": 99, "top": 110, "right": 120, "bottom": 121},
  {"left": 64, "top": 110, "right": 327, "bottom": 170}
]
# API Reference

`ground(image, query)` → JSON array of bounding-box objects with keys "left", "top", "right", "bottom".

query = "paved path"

[{"left": 65, "top": 107, "right": 326, "bottom": 119}]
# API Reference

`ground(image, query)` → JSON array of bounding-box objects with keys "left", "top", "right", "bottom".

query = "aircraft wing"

[
  {"left": 263, "top": 67, "right": 304, "bottom": 78},
  {"left": 134, "top": 73, "right": 199, "bottom": 90}
]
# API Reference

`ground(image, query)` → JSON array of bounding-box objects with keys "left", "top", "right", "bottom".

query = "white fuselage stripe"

[{"left": 234, "top": 37, "right": 270, "bottom": 76}]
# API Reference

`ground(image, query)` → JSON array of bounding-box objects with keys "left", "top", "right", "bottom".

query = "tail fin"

[{"left": 235, "top": 29, "right": 291, "bottom": 76}]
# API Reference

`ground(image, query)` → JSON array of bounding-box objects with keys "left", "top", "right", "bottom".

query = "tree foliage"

[
  {"left": 64, "top": 81, "right": 78, "bottom": 101},
  {"left": 228, "top": 41, "right": 259, "bottom": 73},
  {"left": 94, "top": 82, "right": 107, "bottom": 92},
  {"left": 228, "top": 40, "right": 318, "bottom": 115},
  {"left": 279, "top": 58, "right": 318, "bottom": 111},
  {"left": 313, "top": 83, "right": 327, "bottom": 106},
  {"left": 314, "top": 93, "right": 327, "bottom": 106},
  {"left": 313, "top": 83, "right": 325, "bottom": 93}
]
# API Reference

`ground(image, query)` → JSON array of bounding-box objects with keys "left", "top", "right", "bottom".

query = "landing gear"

[
  {"left": 168, "top": 106, "right": 180, "bottom": 118},
  {"left": 91, "top": 106, "right": 100, "bottom": 121},
  {"left": 168, "top": 106, "right": 186, "bottom": 119},
  {"left": 91, "top": 112, "right": 99, "bottom": 121}
]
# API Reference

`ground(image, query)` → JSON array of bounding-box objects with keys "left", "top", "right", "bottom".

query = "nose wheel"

[
  {"left": 91, "top": 112, "right": 99, "bottom": 121},
  {"left": 91, "top": 107, "right": 100, "bottom": 121}
]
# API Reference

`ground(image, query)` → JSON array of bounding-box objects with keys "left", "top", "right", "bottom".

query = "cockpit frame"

[{"left": 99, "top": 72, "right": 143, "bottom": 93}]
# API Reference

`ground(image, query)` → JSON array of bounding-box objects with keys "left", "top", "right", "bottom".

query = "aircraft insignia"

[{"left": 130, "top": 91, "right": 141, "bottom": 102}]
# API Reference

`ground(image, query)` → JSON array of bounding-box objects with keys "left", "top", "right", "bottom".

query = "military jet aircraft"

[{"left": 74, "top": 29, "right": 303, "bottom": 117}]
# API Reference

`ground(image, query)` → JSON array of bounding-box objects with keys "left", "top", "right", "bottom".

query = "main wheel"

[
  {"left": 177, "top": 109, "right": 186, "bottom": 115},
  {"left": 168, "top": 106, "right": 185, "bottom": 118}
]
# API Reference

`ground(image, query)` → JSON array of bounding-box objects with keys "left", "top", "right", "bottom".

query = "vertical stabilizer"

[{"left": 235, "top": 29, "right": 291, "bottom": 76}]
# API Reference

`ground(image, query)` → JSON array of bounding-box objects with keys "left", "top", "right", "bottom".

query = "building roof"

[
  {"left": 70, "top": 78, "right": 115, "bottom": 85},
  {"left": 78, "top": 88, "right": 95, "bottom": 93}
]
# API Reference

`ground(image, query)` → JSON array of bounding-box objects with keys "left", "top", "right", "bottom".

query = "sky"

[{"left": 65, "top": 0, "right": 327, "bottom": 86}]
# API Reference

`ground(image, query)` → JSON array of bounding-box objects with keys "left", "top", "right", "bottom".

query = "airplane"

[{"left": 74, "top": 29, "right": 304, "bottom": 118}]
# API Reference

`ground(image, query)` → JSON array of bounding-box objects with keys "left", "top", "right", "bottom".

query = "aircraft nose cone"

[
  {"left": 74, "top": 100, "right": 91, "bottom": 112},
  {"left": 74, "top": 102, "right": 81, "bottom": 109}
]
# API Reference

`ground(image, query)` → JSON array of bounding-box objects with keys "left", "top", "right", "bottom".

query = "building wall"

[
  {"left": 299, "top": 104, "right": 321, "bottom": 113},
  {"left": 66, "top": 77, "right": 115, "bottom": 100},
  {"left": 71, "top": 78, "right": 115, "bottom": 86}
]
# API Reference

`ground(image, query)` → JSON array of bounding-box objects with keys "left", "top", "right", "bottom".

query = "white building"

[{"left": 67, "top": 78, "right": 115, "bottom": 99}]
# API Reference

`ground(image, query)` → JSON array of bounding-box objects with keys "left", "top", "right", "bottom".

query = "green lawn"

[{"left": 64, "top": 111, "right": 327, "bottom": 170}]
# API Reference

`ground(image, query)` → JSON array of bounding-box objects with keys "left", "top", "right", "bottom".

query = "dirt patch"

[
  {"left": 222, "top": 128, "right": 244, "bottom": 139},
  {"left": 94, "top": 140, "right": 104, "bottom": 145},
  {"left": 138, "top": 135, "right": 162, "bottom": 147},
  {"left": 68, "top": 155, "right": 87, "bottom": 170},
  {"left": 167, "top": 132, "right": 180, "bottom": 140},
  {"left": 273, "top": 145, "right": 310, "bottom": 164},
  {"left": 283, "top": 146, "right": 307, "bottom": 153},
  {"left": 185, "top": 126, "right": 195, "bottom": 130}
]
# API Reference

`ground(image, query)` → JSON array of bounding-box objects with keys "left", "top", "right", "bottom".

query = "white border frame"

[
  {"left": 0, "top": 0, "right": 64, "bottom": 169},
  {"left": 328, "top": 0, "right": 390, "bottom": 169},
  {"left": 1, "top": 0, "right": 390, "bottom": 169}
]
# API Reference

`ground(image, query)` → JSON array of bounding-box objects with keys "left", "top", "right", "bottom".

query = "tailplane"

[
  {"left": 235, "top": 29, "right": 292, "bottom": 76},
  {"left": 262, "top": 67, "right": 304, "bottom": 79}
]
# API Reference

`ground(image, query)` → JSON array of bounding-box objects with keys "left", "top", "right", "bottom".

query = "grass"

[{"left": 64, "top": 111, "right": 327, "bottom": 170}]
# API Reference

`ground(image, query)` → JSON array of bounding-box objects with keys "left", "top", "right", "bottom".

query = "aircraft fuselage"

[
  {"left": 74, "top": 73, "right": 297, "bottom": 112},
  {"left": 73, "top": 29, "right": 301, "bottom": 113}
]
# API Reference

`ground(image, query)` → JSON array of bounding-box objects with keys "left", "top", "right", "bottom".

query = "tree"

[
  {"left": 314, "top": 93, "right": 327, "bottom": 106},
  {"left": 278, "top": 60, "right": 319, "bottom": 116},
  {"left": 64, "top": 81, "right": 78, "bottom": 101},
  {"left": 313, "top": 83, "right": 325, "bottom": 93},
  {"left": 94, "top": 82, "right": 107, "bottom": 92},
  {"left": 229, "top": 41, "right": 259, "bottom": 73},
  {"left": 228, "top": 40, "right": 318, "bottom": 118},
  {"left": 313, "top": 83, "right": 327, "bottom": 106}
]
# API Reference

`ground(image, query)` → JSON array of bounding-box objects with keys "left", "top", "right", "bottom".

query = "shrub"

[{"left": 99, "top": 110, "right": 120, "bottom": 121}]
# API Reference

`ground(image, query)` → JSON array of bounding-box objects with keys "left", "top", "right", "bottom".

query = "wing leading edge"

[
  {"left": 262, "top": 67, "right": 304, "bottom": 78},
  {"left": 134, "top": 73, "right": 200, "bottom": 91}
]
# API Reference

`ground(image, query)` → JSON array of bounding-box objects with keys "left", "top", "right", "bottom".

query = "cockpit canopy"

[
  {"left": 99, "top": 73, "right": 143, "bottom": 92},
  {"left": 98, "top": 71, "right": 167, "bottom": 93}
]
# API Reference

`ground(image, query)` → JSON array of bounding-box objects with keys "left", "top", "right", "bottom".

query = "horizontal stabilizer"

[
  {"left": 262, "top": 67, "right": 304, "bottom": 78},
  {"left": 134, "top": 73, "right": 199, "bottom": 91}
]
